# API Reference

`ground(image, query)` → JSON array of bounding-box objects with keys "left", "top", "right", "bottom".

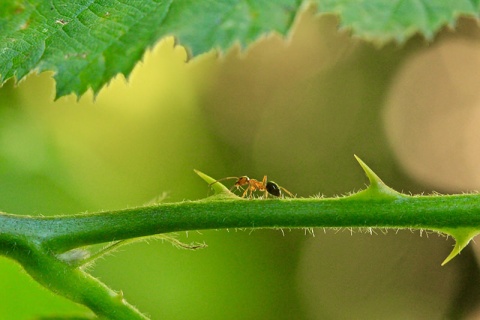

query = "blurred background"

[{"left": 1, "top": 6, "right": 480, "bottom": 319}]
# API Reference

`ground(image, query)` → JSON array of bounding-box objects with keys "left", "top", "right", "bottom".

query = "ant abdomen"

[{"left": 266, "top": 181, "right": 281, "bottom": 197}]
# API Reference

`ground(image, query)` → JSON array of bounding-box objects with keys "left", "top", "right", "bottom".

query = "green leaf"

[
  {"left": 1, "top": 0, "right": 479, "bottom": 98},
  {"left": 0, "top": 0, "right": 300, "bottom": 98},
  {"left": 314, "top": 0, "right": 479, "bottom": 43}
]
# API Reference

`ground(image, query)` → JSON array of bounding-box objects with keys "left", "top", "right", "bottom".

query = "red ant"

[{"left": 209, "top": 175, "right": 294, "bottom": 198}]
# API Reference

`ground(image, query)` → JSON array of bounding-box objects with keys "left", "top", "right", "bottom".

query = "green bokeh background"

[{"left": 1, "top": 8, "right": 480, "bottom": 319}]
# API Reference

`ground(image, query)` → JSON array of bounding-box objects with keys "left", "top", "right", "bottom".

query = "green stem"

[
  {"left": 0, "top": 230, "right": 148, "bottom": 319},
  {"left": 1, "top": 193, "right": 479, "bottom": 254},
  {"left": 1, "top": 159, "right": 479, "bottom": 318}
]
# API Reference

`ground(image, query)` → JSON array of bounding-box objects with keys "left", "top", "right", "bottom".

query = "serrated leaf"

[
  {"left": 314, "top": 0, "right": 479, "bottom": 43},
  {"left": 0, "top": 0, "right": 300, "bottom": 98},
  {"left": 1, "top": 0, "right": 479, "bottom": 99}
]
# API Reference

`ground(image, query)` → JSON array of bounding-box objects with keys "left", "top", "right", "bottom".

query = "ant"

[{"left": 209, "top": 175, "right": 294, "bottom": 198}]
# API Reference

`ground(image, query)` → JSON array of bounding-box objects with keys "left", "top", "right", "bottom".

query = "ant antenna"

[{"left": 208, "top": 177, "right": 239, "bottom": 188}]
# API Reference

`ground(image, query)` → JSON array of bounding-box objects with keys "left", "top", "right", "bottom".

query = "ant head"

[
  {"left": 266, "top": 181, "right": 281, "bottom": 197},
  {"left": 236, "top": 176, "right": 250, "bottom": 185}
]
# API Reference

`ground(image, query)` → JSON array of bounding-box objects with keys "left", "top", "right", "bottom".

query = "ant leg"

[
  {"left": 262, "top": 175, "right": 267, "bottom": 185},
  {"left": 248, "top": 185, "right": 256, "bottom": 198},
  {"left": 261, "top": 176, "right": 268, "bottom": 198},
  {"left": 230, "top": 184, "right": 240, "bottom": 196},
  {"left": 280, "top": 187, "right": 294, "bottom": 198},
  {"left": 265, "top": 181, "right": 294, "bottom": 197}
]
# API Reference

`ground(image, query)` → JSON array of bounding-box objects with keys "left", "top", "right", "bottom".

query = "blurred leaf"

[
  {"left": 35, "top": 317, "right": 93, "bottom": 320},
  {"left": 0, "top": 258, "right": 89, "bottom": 319},
  {"left": 315, "top": 0, "right": 478, "bottom": 43}
]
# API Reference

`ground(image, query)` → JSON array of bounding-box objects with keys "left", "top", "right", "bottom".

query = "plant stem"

[
  {"left": 1, "top": 162, "right": 479, "bottom": 318},
  {"left": 1, "top": 193, "right": 479, "bottom": 254},
  {"left": 0, "top": 226, "right": 148, "bottom": 319}
]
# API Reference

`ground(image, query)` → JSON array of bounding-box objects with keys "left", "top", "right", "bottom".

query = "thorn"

[
  {"left": 115, "top": 290, "right": 125, "bottom": 302},
  {"left": 351, "top": 155, "right": 406, "bottom": 199},
  {"left": 441, "top": 228, "right": 480, "bottom": 266},
  {"left": 194, "top": 169, "right": 240, "bottom": 199}
]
